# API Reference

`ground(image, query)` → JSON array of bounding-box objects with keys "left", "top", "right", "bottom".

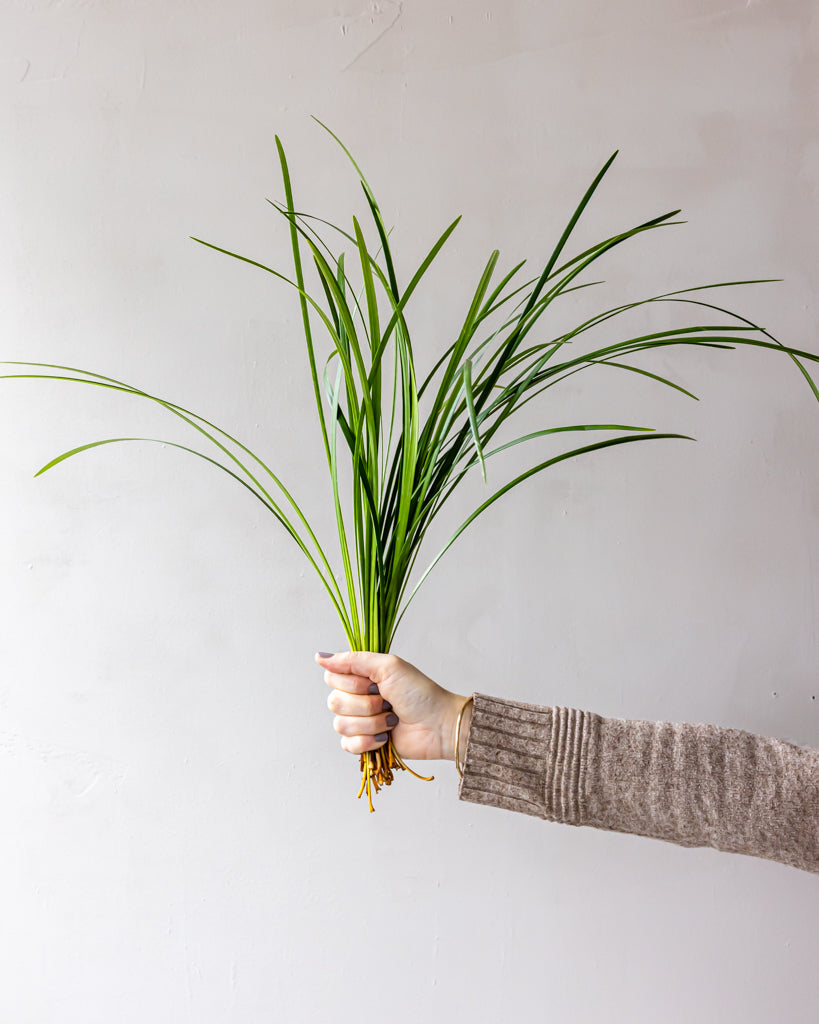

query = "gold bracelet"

[{"left": 454, "top": 696, "right": 474, "bottom": 779}]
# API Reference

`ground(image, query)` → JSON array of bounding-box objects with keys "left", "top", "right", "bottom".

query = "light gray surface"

[{"left": 1, "top": 2, "right": 817, "bottom": 1022}]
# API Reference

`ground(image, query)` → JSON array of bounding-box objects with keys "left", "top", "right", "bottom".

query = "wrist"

[{"left": 445, "top": 693, "right": 473, "bottom": 765}]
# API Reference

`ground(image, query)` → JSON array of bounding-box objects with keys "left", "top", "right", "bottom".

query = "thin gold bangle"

[{"left": 454, "top": 696, "right": 474, "bottom": 779}]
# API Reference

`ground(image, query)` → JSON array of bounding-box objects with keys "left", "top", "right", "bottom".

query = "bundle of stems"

[{"left": 5, "top": 122, "right": 819, "bottom": 810}]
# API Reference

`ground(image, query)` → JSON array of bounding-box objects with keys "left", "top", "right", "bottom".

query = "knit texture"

[{"left": 458, "top": 694, "right": 819, "bottom": 874}]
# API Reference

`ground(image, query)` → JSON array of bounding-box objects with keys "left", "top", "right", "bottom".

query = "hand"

[{"left": 315, "top": 651, "right": 471, "bottom": 762}]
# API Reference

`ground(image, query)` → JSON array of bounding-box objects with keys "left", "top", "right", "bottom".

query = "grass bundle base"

[{"left": 358, "top": 738, "right": 434, "bottom": 813}]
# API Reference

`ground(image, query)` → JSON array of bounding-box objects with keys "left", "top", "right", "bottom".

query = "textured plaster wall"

[{"left": 1, "top": 2, "right": 817, "bottom": 1022}]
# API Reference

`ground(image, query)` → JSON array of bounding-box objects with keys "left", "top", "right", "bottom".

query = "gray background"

[{"left": 1, "top": 1, "right": 817, "bottom": 1021}]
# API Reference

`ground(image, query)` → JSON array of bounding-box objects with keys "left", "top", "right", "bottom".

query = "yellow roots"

[{"left": 357, "top": 737, "right": 434, "bottom": 812}]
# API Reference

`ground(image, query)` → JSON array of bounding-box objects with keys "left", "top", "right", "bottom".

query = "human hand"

[{"left": 315, "top": 651, "right": 472, "bottom": 763}]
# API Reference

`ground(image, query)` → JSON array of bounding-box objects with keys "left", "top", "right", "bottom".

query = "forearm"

[{"left": 458, "top": 693, "right": 819, "bottom": 874}]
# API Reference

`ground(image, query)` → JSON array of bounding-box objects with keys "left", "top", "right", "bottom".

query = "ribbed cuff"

[{"left": 458, "top": 693, "right": 596, "bottom": 824}]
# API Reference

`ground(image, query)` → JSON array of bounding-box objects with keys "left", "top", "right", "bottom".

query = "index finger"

[
  {"left": 314, "top": 650, "right": 396, "bottom": 681},
  {"left": 322, "top": 669, "right": 380, "bottom": 696}
]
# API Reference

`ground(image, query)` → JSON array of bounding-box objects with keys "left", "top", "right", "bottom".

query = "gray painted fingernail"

[
  {"left": 374, "top": 732, "right": 388, "bottom": 743},
  {"left": 385, "top": 713, "right": 399, "bottom": 727},
  {"left": 382, "top": 700, "right": 393, "bottom": 712},
  {"left": 318, "top": 651, "right": 334, "bottom": 658},
  {"left": 368, "top": 683, "right": 380, "bottom": 695}
]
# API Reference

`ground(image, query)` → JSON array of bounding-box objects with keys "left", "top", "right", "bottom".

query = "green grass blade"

[
  {"left": 370, "top": 216, "right": 462, "bottom": 371},
  {"left": 661, "top": 295, "right": 819, "bottom": 404},
  {"left": 328, "top": 363, "right": 361, "bottom": 642},
  {"left": 361, "top": 183, "right": 400, "bottom": 300},
  {"left": 478, "top": 422, "right": 655, "bottom": 460},
  {"left": 37, "top": 435, "right": 354, "bottom": 635},
  {"left": 3, "top": 363, "right": 352, "bottom": 621},
  {"left": 393, "top": 432, "right": 692, "bottom": 635},
  {"left": 462, "top": 358, "right": 486, "bottom": 483},
  {"left": 587, "top": 359, "right": 699, "bottom": 400},
  {"left": 274, "top": 135, "right": 332, "bottom": 469},
  {"left": 352, "top": 216, "right": 381, "bottom": 354}
]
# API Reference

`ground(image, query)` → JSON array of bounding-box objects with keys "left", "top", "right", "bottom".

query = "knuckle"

[
  {"left": 344, "top": 735, "right": 362, "bottom": 754},
  {"left": 327, "top": 691, "right": 338, "bottom": 712},
  {"left": 333, "top": 715, "right": 346, "bottom": 735}
]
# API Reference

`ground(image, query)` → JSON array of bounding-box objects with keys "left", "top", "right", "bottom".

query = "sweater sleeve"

[{"left": 458, "top": 693, "right": 819, "bottom": 874}]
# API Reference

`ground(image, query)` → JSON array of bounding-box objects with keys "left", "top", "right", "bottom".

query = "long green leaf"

[
  {"left": 462, "top": 359, "right": 486, "bottom": 483},
  {"left": 393, "top": 432, "right": 692, "bottom": 634}
]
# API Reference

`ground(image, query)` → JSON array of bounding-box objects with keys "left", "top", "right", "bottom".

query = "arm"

[
  {"left": 316, "top": 652, "right": 819, "bottom": 874},
  {"left": 461, "top": 693, "right": 819, "bottom": 874}
]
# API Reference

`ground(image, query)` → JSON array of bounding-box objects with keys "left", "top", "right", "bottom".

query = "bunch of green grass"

[{"left": 5, "top": 122, "right": 819, "bottom": 809}]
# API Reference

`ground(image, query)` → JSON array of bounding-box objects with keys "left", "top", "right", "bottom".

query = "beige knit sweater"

[{"left": 458, "top": 694, "right": 819, "bottom": 874}]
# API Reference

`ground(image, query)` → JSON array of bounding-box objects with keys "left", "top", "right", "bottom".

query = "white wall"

[{"left": 1, "top": 2, "right": 817, "bottom": 1021}]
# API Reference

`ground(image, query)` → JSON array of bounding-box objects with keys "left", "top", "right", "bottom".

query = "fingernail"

[
  {"left": 385, "top": 713, "right": 399, "bottom": 728},
  {"left": 374, "top": 732, "right": 388, "bottom": 744},
  {"left": 382, "top": 700, "right": 393, "bottom": 712},
  {"left": 318, "top": 651, "right": 334, "bottom": 659},
  {"left": 368, "top": 683, "right": 380, "bottom": 695}
]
